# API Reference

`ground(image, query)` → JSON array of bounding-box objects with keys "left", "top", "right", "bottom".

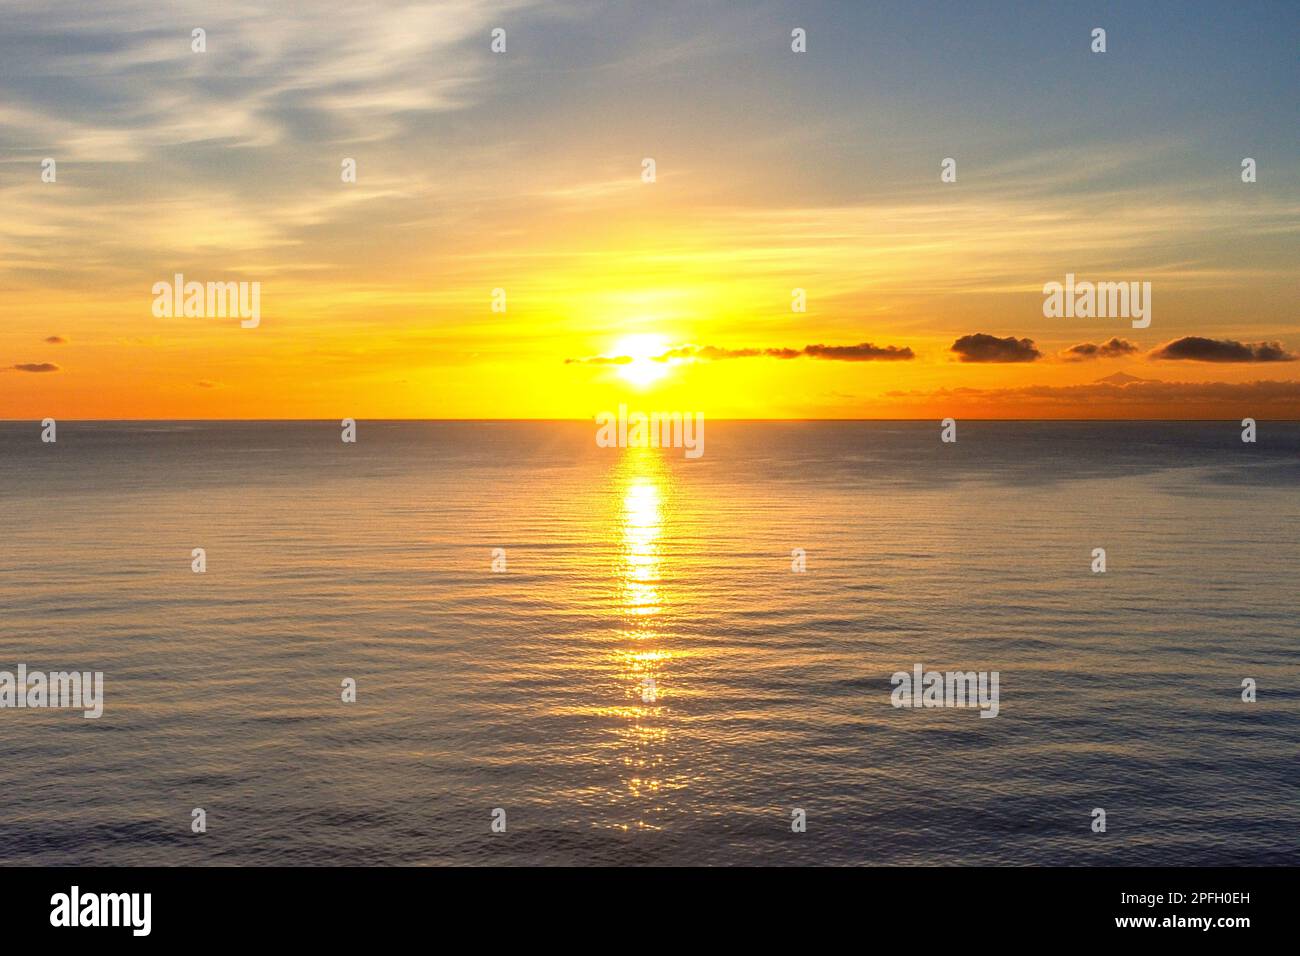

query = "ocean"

[{"left": 1, "top": 420, "right": 1297, "bottom": 865}]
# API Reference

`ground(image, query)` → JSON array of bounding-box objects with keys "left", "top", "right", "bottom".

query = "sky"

[{"left": 0, "top": 0, "right": 1296, "bottom": 419}]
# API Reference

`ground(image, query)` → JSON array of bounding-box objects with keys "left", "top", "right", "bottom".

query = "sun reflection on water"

[
  {"left": 621, "top": 480, "right": 662, "bottom": 618},
  {"left": 612, "top": 446, "right": 676, "bottom": 824}
]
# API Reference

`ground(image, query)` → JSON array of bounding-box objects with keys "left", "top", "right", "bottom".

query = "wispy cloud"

[{"left": 567, "top": 342, "right": 914, "bottom": 364}]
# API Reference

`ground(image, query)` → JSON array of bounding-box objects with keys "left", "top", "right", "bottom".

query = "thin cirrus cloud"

[
  {"left": 1060, "top": 338, "right": 1140, "bottom": 361},
  {"left": 0, "top": 0, "right": 546, "bottom": 154},
  {"left": 1148, "top": 337, "right": 1296, "bottom": 363},
  {"left": 566, "top": 343, "right": 915, "bottom": 365},
  {"left": 0, "top": 0, "right": 558, "bottom": 285},
  {"left": 950, "top": 334, "right": 1042, "bottom": 363}
]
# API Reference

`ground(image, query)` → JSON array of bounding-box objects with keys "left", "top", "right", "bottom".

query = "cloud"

[
  {"left": 0, "top": 1, "right": 547, "bottom": 158},
  {"left": 196, "top": 380, "right": 218, "bottom": 388},
  {"left": 1061, "top": 337, "right": 1140, "bottom": 361},
  {"left": 1148, "top": 336, "right": 1296, "bottom": 363},
  {"left": 950, "top": 334, "right": 1042, "bottom": 363},
  {"left": 564, "top": 354, "right": 633, "bottom": 365},
  {"left": 883, "top": 378, "right": 1300, "bottom": 416},
  {"left": 802, "top": 343, "right": 914, "bottom": 361},
  {"left": 660, "top": 343, "right": 915, "bottom": 361},
  {"left": 568, "top": 342, "right": 914, "bottom": 365},
  {"left": 6, "top": 362, "right": 61, "bottom": 372},
  {"left": 44, "top": 335, "right": 67, "bottom": 344},
  {"left": 656, "top": 345, "right": 764, "bottom": 361},
  {"left": 0, "top": 0, "right": 559, "bottom": 291}
]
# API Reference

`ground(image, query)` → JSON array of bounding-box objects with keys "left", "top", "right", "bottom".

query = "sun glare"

[{"left": 612, "top": 334, "right": 670, "bottom": 387}]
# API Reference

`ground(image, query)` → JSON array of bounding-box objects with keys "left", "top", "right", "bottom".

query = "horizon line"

[{"left": 3, "top": 418, "right": 1293, "bottom": 424}]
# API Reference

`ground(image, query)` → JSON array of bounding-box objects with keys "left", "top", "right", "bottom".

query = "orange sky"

[{"left": 1, "top": 2, "right": 1296, "bottom": 419}]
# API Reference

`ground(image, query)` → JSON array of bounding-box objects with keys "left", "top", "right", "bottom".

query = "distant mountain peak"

[{"left": 1095, "top": 371, "right": 1153, "bottom": 385}]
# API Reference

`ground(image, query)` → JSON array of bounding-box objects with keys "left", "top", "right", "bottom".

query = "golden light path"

[{"left": 613, "top": 446, "right": 673, "bottom": 823}]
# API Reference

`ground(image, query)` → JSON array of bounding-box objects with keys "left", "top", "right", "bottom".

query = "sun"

[{"left": 612, "top": 334, "right": 671, "bottom": 387}]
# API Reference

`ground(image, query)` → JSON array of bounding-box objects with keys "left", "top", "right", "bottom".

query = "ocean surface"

[{"left": 1, "top": 420, "right": 1297, "bottom": 866}]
